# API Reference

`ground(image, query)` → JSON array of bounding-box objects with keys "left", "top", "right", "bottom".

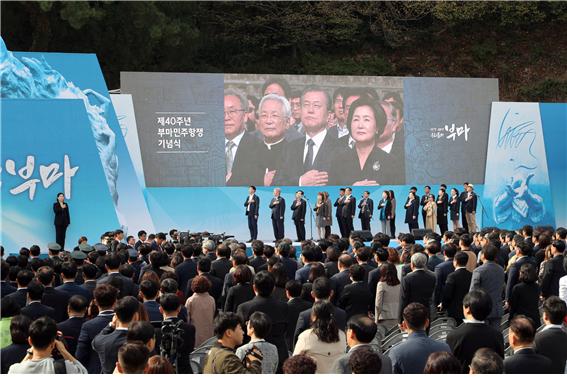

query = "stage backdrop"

[{"left": 1, "top": 100, "right": 119, "bottom": 252}]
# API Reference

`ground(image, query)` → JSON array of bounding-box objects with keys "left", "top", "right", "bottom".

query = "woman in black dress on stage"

[
  {"left": 329, "top": 97, "right": 399, "bottom": 186},
  {"left": 53, "top": 192, "right": 70, "bottom": 249}
]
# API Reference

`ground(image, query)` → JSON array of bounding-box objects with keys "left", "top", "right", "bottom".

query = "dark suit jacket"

[
  {"left": 449, "top": 196, "right": 460, "bottom": 220},
  {"left": 227, "top": 132, "right": 265, "bottom": 186},
  {"left": 294, "top": 303, "right": 347, "bottom": 348},
  {"left": 154, "top": 316, "right": 196, "bottom": 373},
  {"left": 442, "top": 268, "right": 472, "bottom": 322},
  {"left": 76, "top": 311, "right": 114, "bottom": 373},
  {"left": 324, "top": 261, "right": 339, "bottom": 278},
  {"left": 56, "top": 282, "right": 92, "bottom": 302},
  {"left": 237, "top": 296, "right": 289, "bottom": 367},
  {"left": 330, "top": 269, "right": 351, "bottom": 304},
  {"left": 53, "top": 201, "right": 70, "bottom": 226},
  {"left": 334, "top": 196, "right": 345, "bottom": 217},
  {"left": 404, "top": 198, "right": 419, "bottom": 223},
  {"left": 81, "top": 280, "right": 97, "bottom": 298},
  {"left": 5, "top": 288, "right": 27, "bottom": 308},
  {"left": 342, "top": 196, "right": 356, "bottom": 218},
  {"left": 540, "top": 254, "right": 566, "bottom": 298},
  {"left": 535, "top": 326, "right": 567, "bottom": 373},
  {"left": 506, "top": 255, "right": 536, "bottom": 301},
  {"left": 92, "top": 325, "right": 128, "bottom": 373},
  {"left": 436, "top": 192, "right": 449, "bottom": 219},
  {"left": 399, "top": 269, "right": 436, "bottom": 322},
  {"left": 1, "top": 281, "right": 16, "bottom": 298},
  {"left": 249, "top": 256, "right": 266, "bottom": 272},
  {"left": 446, "top": 322, "right": 504, "bottom": 372},
  {"left": 244, "top": 194, "right": 260, "bottom": 217},
  {"left": 21, "top": 301, "right": 56, "bottom": 320},
  {"left": 210, "top": 258, "right": 231, "bottom": 282},
  {"left": 464, "top": 191, "right": 478, "bottom": 213},
  {"left": 224, "top": 282, "right": 255, "bottom": 313},
  {"left": 291, "top": 198, "right": 307, "bottom": 221},
  {"left": 273, "top": 131, "right": 339, "bottom": 186},
  {"left": 504, "top": 348, "right": 553, "bottom": 374},
  {"left": 269, "top": 196, "right": 286, "bottom": 220},
  {"left": 97, "top": 272, "right": 139, "bottom": 298},
  {"left": 509, "top": 282, "right": 541, "bottom": 328},
  {"left": 433, "top": 259, "right": 455, "bottom": 306},
  {"left": 175, "top": 259, "right": 198, "bottom": 297},
  {"left": 42, "top": 286, "right": 70, "bottom": 322},
  {"left": 0, "top": 343, "right": 28, "bottom": 374},
  {"left": 143, "top": 300, "right": 163, "bottom": 322},
  {"left": 57, "top": 316, "right": 86, "bottom": 355},
  {"left": 280, "top": 257, "right": 298, "bottom": 281},
  {"left": 338, "top": 281, "right": 373, "bottom": 320},
  {"left": 286, "top": 297, "right": 312, "bottom": 350},
  {"left": 368, "top": 266, "right": 382, "bottom": 300},
  {"left": 359, "top": 197, "right": 374, "bottom": 219}
]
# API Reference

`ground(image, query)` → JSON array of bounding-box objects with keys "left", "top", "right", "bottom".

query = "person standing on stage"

[
  {"left": 342, "top": 187, "right": 356, "bottom": 237},
  {"left": 464, "top": 184, "right": 478, "bottom": 233},
  {"left": 53, "top": 192, "right": 71, "bottom": 250},
  {"left": 358, "top": 191, "right": 374, "bottom": 232},
  {"left": 324, "top": 191, "right": 333, "bottom": 238},
  {"left": 424, "top": 194, "right": 437, "bottom": 232},
  {"left": 459, "top": 182, "right": 470, "bottom": 232},
  {"left": 436, "top": 187, "right": 449, "bottom": 234},
  {"left": 377, "top": 191, "right": 391, "bottom": 236},
  {"left": 314, "top": 192, "right": 330, "bottom": 240},
  {"left": 420, "top": 186, "right": 431, "bottom": 227},
  {"left": 334, "top": 188, "right": 346, "bottom": 237},
  {"left": 404, "top": 191, "right": 419, "bottom": 232},
  {"left": 449, "top": 188, "right": 461, "bottom": 230},
  {"left": 389, "top": 190, "right": 397, "bottom": 238},
  {"left": 291, "top": 190, "right": 307, "bottom": 242},
  {"left": 245, "top": 186, "right": 260, "bottom": 242},
  {"left": 269, "top": 188, "right": 286, "bottom": 241}
]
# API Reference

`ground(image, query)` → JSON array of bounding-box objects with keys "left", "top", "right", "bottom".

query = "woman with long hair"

[
  {"left": 293, "top": 300, "right": 346, "bottom": 373},
  {"left": 375, "top": 263, "right": 401, "bottom": 340}
]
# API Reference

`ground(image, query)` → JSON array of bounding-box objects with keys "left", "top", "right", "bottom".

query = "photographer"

[
  {"left": 8, "top": 316, "right": 87, "bottom": 374},
  {"left": 203, "top": 312, "right": 263, "bottom": 374}
]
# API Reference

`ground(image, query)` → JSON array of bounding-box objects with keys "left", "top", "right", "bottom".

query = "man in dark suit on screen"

[
  {"left": 244, "top": 186, "right": 260, "bottom": 242},
  {"left": 269, "top": 188, "right": 286, "bottom": 241},
  {"left": 273, "top": 85, "right": 340, "bottom": 186},
  {"left": 291, "top": 190, "right": 307, "bottom": 242}
]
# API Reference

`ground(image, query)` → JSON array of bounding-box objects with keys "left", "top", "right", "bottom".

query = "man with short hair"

[
  {"left": 504, "top": 316, "right": 553, "bottom": 374},
  {"left": 540, "top": 240, "right": 566, "bottom": 298},
  {"left": 334, "top": 188, "right": 347, "bottom": 237},
  {"left": 269, "top": 187, "right": 286, "bottom": 241},
  {"left": 291, "top": 190, "right": 307, "bottom": 242},
  {"left": 388, "top": 302, "right": 451, "bottom": 373},
  {"left": 36, "top": 266, "right": 70, "bottom": 322},
  {"left": 115, "top": 342, "right": 149, "bottom": 374},
  {"left": 463, "top": 184, "right": 478, "bottom": 232},
  {"left": 76, "top": 284, "right": 118, "bottom": 373},
  {"left": 342, "top": 187, "right": 356, "bottom": 237},
  {"left": 134, "top": 230, "right": 147, "bottom": 250},
  {"left": 446, "top": 290, "right": 504, "bottom": 372},
  {"left": 56, "top": 262, "right": 91, "bottom": 302},
  {"left": 175, "top": 244, "right": 197, "bottom": 295},
  {"left": 470, "top": 244, "right": 505, "bottom": 329},
  {"left": 140, "top": 279, "right": 161, "bottom": 322},
  {"left": 331, "top": 254, "right": 354, "bottom": 302},
  {"left": 92, "top": 296, "right": 140, "bottom": 374},
  {"left": 285, "top": 280, "right": 312, "bottom": 350},
  {"left": 7, "top": 317, "right": 88, "bottom": 374},
  {"left": 440, "top": 251, "right": 472, "bottom": 323},
  {"left": 331, "top": 315, "right": 392, "bottom": 374},
  {"left": 21, "top": 281, "right": 56, "bottom": 320},
  {"left": 469, "top": 348, "right": 504, "bottom": 374},
  {"left": 399, "top": 253, "right": 436, "bottom": 324},
  {"left": 458, "top": 233, "right": 477, "bottom": 272},
  {"left": 203, "top": 312, "right": 262, "bottom": 373},
  {"left": 433, "top": 243, "right": 457, "bottom": 309},
  {"left": 534, "top": 296, "right": 567, "bottom": 373},
  {"left": 244, "top": 185, "right": 260, "bottom": 242},
  {"left": 211, "top": 244, "right": 232, "bottom": 281},
  {"left": 338, "top": 264, "right": 372, "bottom": 320},
  {"left": 5, "top": 269, "right": 34, "bottom": 308},
  {"left": 57, "top": 295, "right": 88, "bottom": 355},
  {"left": 96, "top": 253, "right": 138, "bottom": 297},
  {"left": 237, "top": 271, "right": 288, "bottom": 370}
]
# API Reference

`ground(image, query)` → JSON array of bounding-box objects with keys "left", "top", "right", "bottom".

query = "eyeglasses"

[{"left": 224, "top": 109, "right": 245, "bottom": 118}]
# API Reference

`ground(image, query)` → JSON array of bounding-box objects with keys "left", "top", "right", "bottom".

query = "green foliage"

[{"left": 519, "top": 80, "right": 567, "bottom": 102}]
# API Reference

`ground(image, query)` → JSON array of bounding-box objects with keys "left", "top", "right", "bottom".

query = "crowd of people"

[
  {"left": 224, "top": 77, "right": 406, "bottom": 187},
  {"left": 1, "top": 224, "right": 566, "bottom": 374}
]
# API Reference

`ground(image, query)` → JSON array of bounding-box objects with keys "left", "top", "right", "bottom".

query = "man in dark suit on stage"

[
  {"left": 420, "top": 186, "right": 431, "bottom": 227},
  {"left": 244, "top": 186, "right": 260, "bottom": 242},
  {"left": 358, "top": 191, "right": 374, "bottom": 232},
  {"left": 334, "top": 188, "right": 346, "bottom": 237},
  {"left": 225, "top": 88, "right": 264, "bottom": 186},
  {"left": 291, "top": 190, "right": 307, "bottom": 242},
  {"left": 269, "top": 188, "right": 286, "bottom": 241},
  {"left": 273, "top": 85, "right": 340, "bottom": 186},
  {"left": 436, "top": 187, "right": 449, "bottom": 234},
  {"left": 342, "top": 187, "right": 356, "bottom": 237},
  {"left": 459, "top": 182, "right": 470, "bottom": 232}
]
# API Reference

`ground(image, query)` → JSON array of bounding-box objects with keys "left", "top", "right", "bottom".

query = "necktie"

[
  {"left": 226, "top": 140, "right": 235, "bottom": 174},
  {"left": 304, "top": 139, "right": 315, "bottom": 171}
]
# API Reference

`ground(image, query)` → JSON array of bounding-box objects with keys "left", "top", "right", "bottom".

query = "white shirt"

[
  {"left": 380, "top": 133, "right": 396, "bottom": 154},
  {"left": 302, "top": 128, "right": 327, "bottom": 166},
  {"left": 225, "top": 131, "right": 245, "bottom": 162},
  {"left": 463, "top": 319, "right": 485, "bottom": 324},
  {"left": 541, "top": 324, "right": 564, "bottom": 332},
  {"left": 559, "top": 275, "right": 567, "bottom": 303},
  {"left": 336, "top": 122, "right": 349, "bottom": 138},
  {"left": 264, "top": 138, "right": 285, "bottom": 150},
  {"left": 247, "top": 194, "right": 254, "bottom": 212}
]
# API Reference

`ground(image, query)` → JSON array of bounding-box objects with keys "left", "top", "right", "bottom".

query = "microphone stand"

[{"left": 304, "top": 196, "right": 314, "bottom": 241}]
